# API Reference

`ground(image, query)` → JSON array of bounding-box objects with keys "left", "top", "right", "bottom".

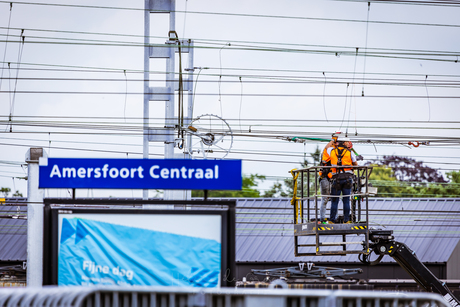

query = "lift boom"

[
  {"left": 291, "top": 166, "right": 460, "bottom": 306},
  {"left": 365, "top": 230, "right": 460, "bottom": 307}
]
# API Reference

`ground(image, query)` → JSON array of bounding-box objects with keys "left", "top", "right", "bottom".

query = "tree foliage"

[
  {"left": 264, "top": 146, "right": 322, "bottom": 198},
  {"left": 262, "top": 182, "right": 288, "bottom": 198},
  {"left": 1, "top": 187, "right": 11, "bottom": 197},
  {"left": 1, "top": 187, "right": 23, "bottom": 198},
  {"left": 12, "top": 190, "right": 23, "bottom": 197},
  {"left": 192, "top": 174, "right": 266, "bottom": 198},
  {"left": 368, "top": 155, "right": 446, "bottom": 183},
  {"left": 367, "top": 156, "right": 460, "bottom": 197},
  {"left": 196, "top": 153, "right": 460, "bottom": 199}
]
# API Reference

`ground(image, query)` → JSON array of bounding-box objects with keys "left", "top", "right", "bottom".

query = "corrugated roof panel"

[
  {"left": 1, "top": 197, "right": 458, "bottom": 264},
  {"left": 396, "top": 199, "right": 459, "bottom": 263},
  {"left": 235, "top": 198, "right": 460, "bottom": 264},
  {"left": 0, "top": 198, "right": 27, "bottom": 261}
]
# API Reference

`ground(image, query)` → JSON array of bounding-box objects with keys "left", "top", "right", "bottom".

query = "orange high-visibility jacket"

[
  {"left": 321, "top": 147, "right": 331, "bottom": 164},
  {"left": 330, "top": 146, "right": 354, "bottom": 175}
]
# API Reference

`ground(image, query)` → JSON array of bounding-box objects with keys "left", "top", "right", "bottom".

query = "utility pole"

[
  {"left": 26, "top": 147, "right": 46, "bottom": 286},
  {"left": 143, "top": 0, "right": 194, "bottom": 200}
]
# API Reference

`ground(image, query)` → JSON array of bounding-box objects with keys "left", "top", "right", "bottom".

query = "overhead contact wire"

[{"left": 362, "top": 2, "right": 371, "bottom": 96}]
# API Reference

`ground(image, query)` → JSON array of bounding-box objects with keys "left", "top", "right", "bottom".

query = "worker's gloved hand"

[{"left": 356, "top": 155, "right": 364, "bottom": 161}]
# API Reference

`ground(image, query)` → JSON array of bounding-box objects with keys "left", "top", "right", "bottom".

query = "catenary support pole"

[
  {"left": 144, "top": 0, "right": 193, "bottom": 201},
  {"left": 26, "top": 147, "right": 45, "bottom": 287},
  {"left": 142, "top": 0, "right": 150, "bottom": 200}
]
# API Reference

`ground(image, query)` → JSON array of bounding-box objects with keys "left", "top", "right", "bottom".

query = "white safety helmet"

[{"left": 337, "top": 136, "right": 351, "bottom": 142}]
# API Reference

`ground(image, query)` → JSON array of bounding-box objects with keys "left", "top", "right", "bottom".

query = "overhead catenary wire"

[
  {"left": 2, "top": 74, "right": 460, "bottom": 89},
  {"left": 2, "top": 60, "right": 460, "bottom": 93},
  {"left": 2, "top": 118, "right": 460, "bottom": 141},
  {"left": 182, "top": 0, "right": 188, "bottom": 39},
  {"left": 335, "top": 0, "right": 460, "bottom": 8},
  {"left": 322, "top": 72, "right": 330, "bottom": 123},
  {"left": 201, "top": 65, "right": 460, "bottom": 79},
  {"left": 425, "top": 75, "right": 431, "bottom": 122},
  {"left": 1, "top": 32, "right": 460, "bottom": 63},
  {"left": 239, "top": 76, "right": 243, "bottom": 132},
  {"left": 2, "top": 114, "right": 460, "bottom": 124},
  {"left": 2, "top": 140, "right": 460, "bottom": 170},
  {"left": 346, "top": 48, "right": 359, "bottom": 136},
  {"left": 8, "top": 29, "right": 25, "bottom": 132},
  {"left": 2, "top": 135, "right": 460, "bottom": 167},
  {"left": 0, "top": 2, "right": 12, "bottom": 96},
  {"left": 123, "top": 69, "right": 127, "bottom": 122},
  {"left": 362, "top": 1, "right": 371, "bottom": 96},
  {"left": 4, "top": 89, "right": 460, "bottom": 99},
  {"left": 218, "top": 42, "right": 231, "bottom": 119},
  {"left": 339, "top": 83, "right": 350, "bottom": 132},
  {"left": 1, "top": 26, "right": 459, "bottom": 57},
  {"left": 3, "top": 120, "right": 460, "bottom": 142},
  {"left": 1, "top": 1, "right": 460, "bottom": 26},
  {"left": 3, "top": 126, "right": 460, "bottom": 149},
  {"left": 0, "top": 33, "right": 458, "bottom": 71},
  {"left": 4, "top": 118, "right": 460, "bottom": 145},
  {"left": 0, "top": 1, "right": 459, "bottom": 199},
  {"left": 3, "top": 59, "right": 460, "bottom": 81},
  {"left": 1, "top": 149, "right": 459, "bottom": 180}
]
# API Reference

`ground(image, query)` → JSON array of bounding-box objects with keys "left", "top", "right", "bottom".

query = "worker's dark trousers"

[
  {"left": 319, "top": 178, "right": 331, "bottom": 221},
  {"left": 330, "top": 177, "right": 353, "bottom": 223}
]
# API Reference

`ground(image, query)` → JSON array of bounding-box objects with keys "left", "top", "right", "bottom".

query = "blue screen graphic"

[{"left": 58, "top": 218, "right": 221, "bottom": 287}]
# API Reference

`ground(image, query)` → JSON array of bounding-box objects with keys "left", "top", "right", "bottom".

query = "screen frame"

[{"left": 43, "top": 199, "right": 236, "bottom": 287}]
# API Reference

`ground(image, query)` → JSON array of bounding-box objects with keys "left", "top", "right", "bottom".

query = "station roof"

[
  {"left": 0, "top": 198, "right": 27, "bottom": 262},
  {"left": 235, "top": 198, "right": 460, "bottom": 264},
  {"left": 1, "top": 198, "right": 458, "bottom": 264}
]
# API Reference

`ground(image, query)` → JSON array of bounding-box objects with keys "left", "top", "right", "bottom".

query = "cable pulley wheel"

[{"left": 186, "top": 114, "right": 233, "bottom": 159}]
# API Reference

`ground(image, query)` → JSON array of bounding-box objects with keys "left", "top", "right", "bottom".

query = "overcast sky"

[{"left": 1, "top": 0, "right": 459, "bottom": 197}]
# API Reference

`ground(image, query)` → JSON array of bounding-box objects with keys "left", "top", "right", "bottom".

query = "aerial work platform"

[
  {"left": 291, "top": 166, "right": 374, "bottom": 256},
  {"left": 294, "top": 221, "right": 368, "bottom": 236}
]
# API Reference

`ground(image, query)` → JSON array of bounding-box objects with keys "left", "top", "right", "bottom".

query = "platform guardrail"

[{"left": 0, "top": 286, "right": 451, "bottom": 307}]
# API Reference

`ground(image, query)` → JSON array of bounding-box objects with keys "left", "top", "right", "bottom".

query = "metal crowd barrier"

[{"left": 0, "top": 286, "right": 451, "bottom": 307}]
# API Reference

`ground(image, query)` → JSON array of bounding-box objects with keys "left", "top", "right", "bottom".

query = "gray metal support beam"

[
  {"left": 143, "top": 0, "right": 150, "bottom": 200},
  {"left": 26, "top": 147, "right": 45, "bottom": 287},
  {"left": 186, "top": 41, "right": 195, "bottom": 124},
  {"left": 164, "top": 32, "right": 175, "bottom": 162},
  {"left": 144, "top": 0, "right": 193, "bottom": 201}
]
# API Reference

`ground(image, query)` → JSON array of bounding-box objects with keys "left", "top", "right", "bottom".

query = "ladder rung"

[
  {"left": 320, "top": 241, "right": 363, "bottom": 246},
  {"left": 298, "top": 241, "right": 363, "bottom": 247},
  {"left": 316, "top": 250, "right": 367, "bottom": 255}
]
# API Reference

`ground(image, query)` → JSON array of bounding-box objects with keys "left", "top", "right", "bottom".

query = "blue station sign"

[{"left": 39, "top": 158, "right": 242, "bottom": 190}]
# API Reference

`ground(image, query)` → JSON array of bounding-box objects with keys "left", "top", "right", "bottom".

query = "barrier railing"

[
  {"left": 0, "top": 286, "right": 451, "bottom": 307},
  {"left": 291, "top": 166, "right": 373, "bottom": 256}
]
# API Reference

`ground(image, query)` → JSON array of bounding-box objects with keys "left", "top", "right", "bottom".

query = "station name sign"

[{"left": 39, "top": 158, "right": 242, "bottom": 190}]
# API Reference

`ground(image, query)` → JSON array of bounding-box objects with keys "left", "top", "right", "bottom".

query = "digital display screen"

[{"left": 53, "top": 211, "right": 226, "bottom": 287}]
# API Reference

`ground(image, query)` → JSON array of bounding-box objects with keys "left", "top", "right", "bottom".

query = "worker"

[
  {"left": 326, "top": 136, "right": 358, "bottom": 223},
  {"left": 318, "top": 139, "right": 335, "bottom": 224}
]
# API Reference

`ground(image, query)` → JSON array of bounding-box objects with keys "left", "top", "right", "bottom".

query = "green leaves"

[{"left": 368, "top": 164, "right": 460, "bottom": 198}]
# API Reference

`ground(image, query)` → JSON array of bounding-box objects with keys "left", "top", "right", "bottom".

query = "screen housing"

[{"left": 43, "top": 199, "right": 236, "bottom": 287}]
